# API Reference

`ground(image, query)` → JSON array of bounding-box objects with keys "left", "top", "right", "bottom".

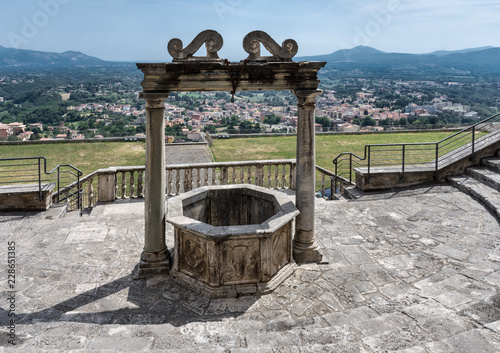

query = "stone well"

[{"left": 167, "top": 184, "right": 299, "bottom": 297}]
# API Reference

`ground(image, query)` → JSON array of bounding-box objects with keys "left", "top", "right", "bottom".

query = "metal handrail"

[
  {"left": 0, "top": 157, "right": 83, "bottom": 212},
  {"left": 332, "top": 112, "right": 500, "bottom": 191}
]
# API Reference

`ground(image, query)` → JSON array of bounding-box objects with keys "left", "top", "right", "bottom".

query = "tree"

[
  {"left": 361, "top": 116, "right": 376, "bottom": 127},
  {"left": 204, "top": 125, "right": 216, "bottom": 134},
  {"left": 7, "top": 134, "right": 18, "bottom": 141},
  {"left": 315, "top": 116, "right": 331, "bottom": 129}
]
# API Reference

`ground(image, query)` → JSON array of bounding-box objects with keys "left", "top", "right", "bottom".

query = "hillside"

[
  {"left": 0, "top": 45, "right": 136, "bottom": 72},
  {"left": 298, "top": 45, "right": 500, "bottom": 78}
]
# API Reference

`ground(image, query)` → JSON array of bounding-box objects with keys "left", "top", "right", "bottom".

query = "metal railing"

[
  {"left": 0, "top": 157, "right": 83, "bottom": 211},
  {"left": 332, "top": 112, "right": 500, "bottom": 192}
]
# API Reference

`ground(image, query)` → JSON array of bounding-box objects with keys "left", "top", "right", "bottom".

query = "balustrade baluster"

[
  {"left": 166, "top": 169, "right": 172, "bottom": 196},
  {"left": 256, "top": 166, "right": 263, "bottom": 187},
  {"left": 138, "top": 171, "right": 144, "bottom": 198},
  {"left": 121, "top": 172, "right": 126, "bottom": 199},
  {"left": 196, "top": 168, "right": 201, "bottom": 188},
  {"left": 211, "top": 167, "right": 216, "bottom": 185},
  {"left": 88, "top": 177, "right": 94, "bottom": 208},
  {"left": 114, "top": 174, "right": 118, "bottom": 200},
  {"left": 267, "top": 165, "right": 272, "bottom": 188},
  {"left": 130, "top": 172, "right": 135, "bottom": 198},
  {"left": 274, "top": 164, "right": 279, "bottom": 189},
  {"left": 239, "top": 166, "right": 245, "bottom": 184},
  {"left": 247, "top": 166, "right": 252, "bottom": 185},
  {"left": 232, "top": 167, "right": 237, "bottom": 185},
  {"left": 175, "top": 169, "right": 181, "bottom": 195},
  {"left": 321, "top": 173, "right": 325, "bottom": 199},
  {"left": 281, "top": 164, "right": 286, "bottom": 189},
  {"left": 204, "top": 167, "right": 209, "bottom": 187},
  {"left": 184, "top": 169, "right": 192, "bottom": 192},
  {"left": 290, "top": 164, "right": 296, "bottom": 190},
  {"left": 222, "top": 167, "right": 228, "bottom": 185}
]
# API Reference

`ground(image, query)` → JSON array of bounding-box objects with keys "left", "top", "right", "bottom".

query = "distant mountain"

[
  {"left": 298, "top": 45, "right": 500, "bottom": 77},
  {"left": 0, "top": 45, "right": 134, "bottom": 71},
  {"left": 426, "top": 46, "right": 494, "bottom": 56}
]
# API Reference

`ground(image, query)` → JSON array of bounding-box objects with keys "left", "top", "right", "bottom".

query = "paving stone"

[
  {"left": 245, "top": 332, "right": 301, "bottom": 348},
  {"left": 424, "top": 329, "right": 500, "bottom": 353},
  {"left": 361, "top": 324, "right": 432, "bottom": 352},
  {"left": 433, "top": 244, "right": 469, "bottom": 261},
  {"left": 2, "top": 181, "right": 500, "bottom": 351},
  {"left": 403, "top": 303, "right": 470, "bottom": 340}
]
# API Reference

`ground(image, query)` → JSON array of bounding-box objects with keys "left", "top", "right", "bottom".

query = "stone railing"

[
  {"left": 69, "top": 160, "right": 297, "bottom": 210},
  {"left": 57, "top": 160, "right": 338, "bottom": 211},
  {"left": 166, "top": 160, "right": 296, "bottom": 196},
  {"left": 315, "top": 166, "right": 337, "bottom": 199}
]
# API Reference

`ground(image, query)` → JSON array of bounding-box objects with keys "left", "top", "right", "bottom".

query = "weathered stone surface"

[
  {"left": 3, "top": 183, "right": 500, "bottom": 351},
  {"left": 0, "top": 183, "right": 54, "bottom": 211},
  {"left": 167, "top": 185, "right": 299, "bottom": 297}
]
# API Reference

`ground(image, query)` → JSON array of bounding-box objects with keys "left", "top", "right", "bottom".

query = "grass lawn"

[
  {"left": 1, "top": 131, "right": 457, "bottom": 178},
  {"left": 0, "top": 142, "right": 146, "bottom": 177},
  {"left": 211, "top": 131, "right": 457, "bottom": 171}
]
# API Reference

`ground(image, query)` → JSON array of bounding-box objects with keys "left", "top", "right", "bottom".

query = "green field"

[
  {"left": 0, "top": 142, "right": 146, "bottom": 176},
  {"left": 0, "top": 131, "right": 457, "bottom": 177},
  {"left": 211, "top": 131, "right": 456, "bottom": 170}
]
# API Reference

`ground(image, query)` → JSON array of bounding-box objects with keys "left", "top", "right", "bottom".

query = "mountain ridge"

[{"left": 1, "top": 45, "right": 499, "bottom": 76}]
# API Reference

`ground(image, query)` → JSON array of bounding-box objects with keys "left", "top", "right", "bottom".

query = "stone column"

[
  {"left": 137, "top": 93, "right": 170, "bottom": 277},
  {"left": 292, "top": 90, "right": 323, "bottom": 263}
]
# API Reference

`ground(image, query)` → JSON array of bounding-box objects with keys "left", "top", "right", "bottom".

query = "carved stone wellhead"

[{"left": 167, "top": 30, "right": 298, "bottom": 62}]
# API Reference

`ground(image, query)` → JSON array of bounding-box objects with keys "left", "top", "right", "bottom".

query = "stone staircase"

[{"left": 448, "top": 156, "right": 500, "bottom": 219}]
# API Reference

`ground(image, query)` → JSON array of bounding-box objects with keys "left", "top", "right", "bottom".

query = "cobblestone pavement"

[
  {"left": 1, "top": 185, "right": 500, "bottom": 352},
  {"left": 165, "top": 143, "right": 213, "bottom": 165}
]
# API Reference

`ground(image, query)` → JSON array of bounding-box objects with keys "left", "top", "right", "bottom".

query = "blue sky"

[{"left": 1, "top": 0, "right": 499, "bottom": 62}]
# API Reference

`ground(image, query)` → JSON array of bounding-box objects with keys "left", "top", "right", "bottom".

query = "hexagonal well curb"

[{"left": 167, "top": 184, "right": 299, "bottom": 298}]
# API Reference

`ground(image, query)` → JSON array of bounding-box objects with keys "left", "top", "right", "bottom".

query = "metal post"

[
  {"left": 367, "top": 146, "right": 371, "bottom": 184},
  {"left": 402, "top": 145, "right": 406, "bottom": 178},
  {"left": 38, "top": 158, "right": 42, "bottom": 201},
  {"left": 435, "top": 143, "right": 439, "bottom": 181},
  {"left": 349, "top": 154, "right": 353, "bottom": 184},
  {"left": 57, "top": 166, "right": 60, "bottom": 203},
  {"left": 334, "top": 160, "right": 338, "bottom": 195},
  {"left": 471, "top": 126, "right": 476, "bottom": 162}
]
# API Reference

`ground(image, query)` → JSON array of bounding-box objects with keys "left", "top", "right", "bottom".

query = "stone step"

[
  {"left": 343, "top": 186, "right": 364, "bottom": 200},
  {"left": 467, "top": 167, "right": 500, "bottom": 191},
  {"left": 44, "top": 203, "right": 68, "bottom": 219},
  {"left": 448, "top": 175, "right": 500, "bottom": 219},
  {"left": 482, "top": 157, "right": 500, "bottom": 172}
]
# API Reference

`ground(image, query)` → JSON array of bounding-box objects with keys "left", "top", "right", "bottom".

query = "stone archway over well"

[{"left": 136, "top": 30, "right": 326, "bottom": 277}]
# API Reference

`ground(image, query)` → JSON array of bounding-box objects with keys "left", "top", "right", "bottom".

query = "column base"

[
  {"left": 135, "top": 248, "right": 170, "bottom": 279},
  {"left": 293, "top": 235, "right": 323, "bottom": 263}
]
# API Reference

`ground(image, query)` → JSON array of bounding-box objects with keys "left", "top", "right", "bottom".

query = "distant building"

[
  {"left": 187, "top": 132, "right": 201, "bottom": 141},
  {"left": 0, "top": 124, "right": 14, "bottom": 139},
  {"left": 8, "top": 122, "right": 26, "bottom": 134}
]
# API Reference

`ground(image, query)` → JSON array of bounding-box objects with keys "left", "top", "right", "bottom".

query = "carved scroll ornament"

[
  {"left": 168, "top": 30, "right": 223, "bottom": 62},
  {"left": 243, "top": 30, "right": 298, "bottom": 61}
]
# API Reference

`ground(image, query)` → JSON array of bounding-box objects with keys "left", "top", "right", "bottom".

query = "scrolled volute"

[
  {"left": 243, "top": 30, "right": 298, "bottom": 61},
  {"left": 168, "top": 30, "right": 223, "bottom": 62}
]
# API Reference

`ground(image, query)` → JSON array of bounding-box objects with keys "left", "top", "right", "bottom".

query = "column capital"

[
  {"left": 140, "top": 92, "right": 170, "bottom": 109},
  {"left": 292, "top": 89, "right": 323, "bottom": 106}
]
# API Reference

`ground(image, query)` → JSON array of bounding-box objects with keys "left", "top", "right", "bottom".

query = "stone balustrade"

[
  {"left": 57, "top": 160, "right": 299, "bottom": 212},
  {"left": 54, "top": 160, "right": 339, "bottom": 212},
  {"left": 315, "top": 166, "right": 337, "bottom": 199}
]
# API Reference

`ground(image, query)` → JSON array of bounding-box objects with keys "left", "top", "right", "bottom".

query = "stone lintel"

[{"left": 137, "top": 61, "right": 325, "bottom": 93}]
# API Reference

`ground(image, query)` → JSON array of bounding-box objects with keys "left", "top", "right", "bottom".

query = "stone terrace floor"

[{"left": 1, "top": 184, "right": 500, "bottom": 352}]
